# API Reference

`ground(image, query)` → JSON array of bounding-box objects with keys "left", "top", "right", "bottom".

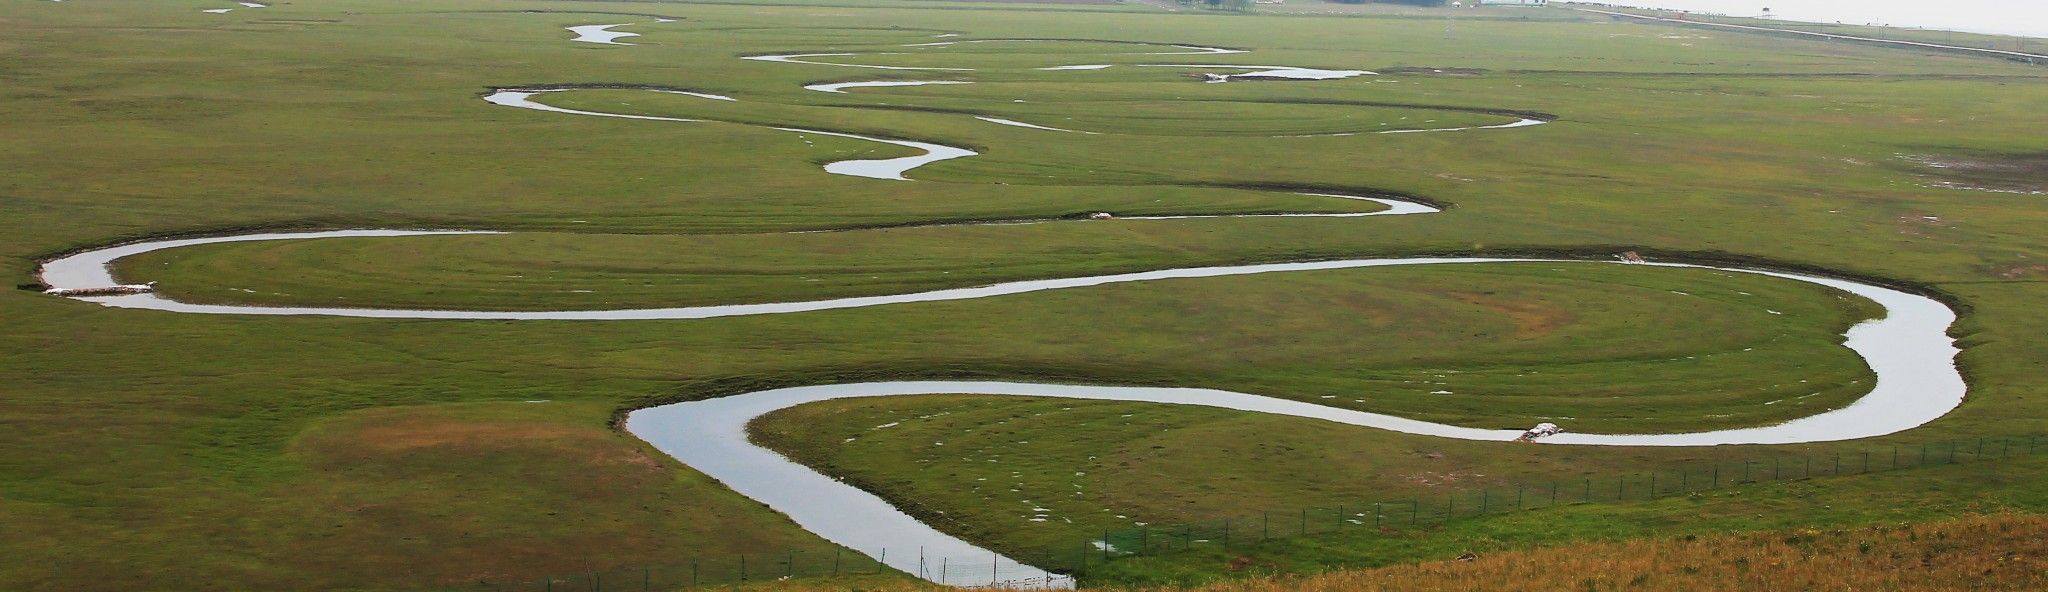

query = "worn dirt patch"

[
  {"left": 1403, "top": 470, "right": 1487, "bottom": 488},
  {"left": 1900, "top": 152, "right": 2048, "bottom": 195},
  {"left": 294, "top": 407, "right": 663, "bottom": 472},
  {"left": 1986, "top": 262, "right": 2048, "bottom": 280},
  {"left": 1451, "top": 292, "right": 1574, "bottom": 339}
]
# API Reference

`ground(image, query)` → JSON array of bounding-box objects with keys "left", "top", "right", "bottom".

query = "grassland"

[
  {"left": 2, "top": 0, "right": 2046, "bottom": 590},
  {"left": 707, "top": 510, "right": 2048, "bottom": 591}
]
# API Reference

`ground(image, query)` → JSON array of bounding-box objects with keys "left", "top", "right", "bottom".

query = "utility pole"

[{"left": 1445, "top": 2, "right": 1458, "bottom": 39}]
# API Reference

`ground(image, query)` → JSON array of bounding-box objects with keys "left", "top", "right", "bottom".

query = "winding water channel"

[{"left": 34, "top": 31, "right": 1968, "bottom": 588}]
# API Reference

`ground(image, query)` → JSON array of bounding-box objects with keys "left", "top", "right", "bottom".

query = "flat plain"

[{"left": 2, "top": 0, "right": 2045, "bottom": 590}]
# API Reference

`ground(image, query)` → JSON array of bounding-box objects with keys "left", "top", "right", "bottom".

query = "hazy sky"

[{"left": 1592, "top": 0, "right": 2048, "bottom": 39}]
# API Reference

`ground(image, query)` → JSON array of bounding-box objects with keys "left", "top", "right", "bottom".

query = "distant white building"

[{"left": 1478, "top": 0, "right": 1547, "bottom": 5}]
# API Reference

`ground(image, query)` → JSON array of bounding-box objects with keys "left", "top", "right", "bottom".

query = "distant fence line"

[
  {"left": 1573, "top": 6, "right": 2048, "bottom": 64},
  {"left": 465, "top": 434, "right": 2041, "bottom": 590}
]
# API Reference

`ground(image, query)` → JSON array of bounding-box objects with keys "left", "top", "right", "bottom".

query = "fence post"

[
  {"left": 1862, "top": 451, "right": 1869, "bottom": 473},
  {"left": 1300, "top": 508, "right": 1308, "bottom": 535},
  {"left": 740, "top": 554, "right": 748, "bottom": 583},
  {"left": 1374, "top": 502, "right": 1382, "bottom": 528},
  {"left": 1743, "top": 460, "right": 1752, "bottom": 482},
  {"left": 643, "top": 568, "right": 650, "bottom": 591},
  {"left": 593, "top": 574, "right": 601, "bottom": 592},
  {"left": 834, "top": 549, "right": 842, "bottom": 576},
  {"left": 1713, "top": 464, "right": 1719, "bottom": 488},
  {"left": 1772, "top": 457, "right": 1780, "bottom": 480},
  {"left": 1262, "top": 512, "right": 1269, "bottom": 540},
  {"left": 1517, "top": 484, "right": 1524, "bottom": 510},
  {"left": 1550, "top": 482, "right": 1558, "bottom": 506},
  {"left": 692, "top": 561, "right": 698, "bottom": 586},
  {"left": 1140, "top": 527, "right": 1148, "bottom": 554},
  {"left": 878, "top": 549, "right": 887, "bottom": 575},
  {"left": 1104, "top": 531, "right": 1112, "bottom": 561},
  {"left": 1222, "top": 519, "right": 1230, "bottom": 548},
  {"left": 1617, "top": 476, "right": 1625, "bottom": 500},
  {"left": 1833, "top": 453, "right": 1840, "bottom": 475},
  {"left": 1649, "top": 473, "right": 1656, "bottom": 498},
  {"left": 1336, "top": 505, "right": 1344, "bottom": 530},
  {"left": 1411, "top": 499, "right": 1419, "bottom": 525},
  {"left": 787, "top": 552, "right": 796, "bottom": 578},
  {"left": 1447, "top": 493, "right": 1455, "bottom": 519},
  {"left": 1681, "top": 469, "right": 1688, "bottom": 493},
  {"left": 1480, "top": 490, "right": 1489, "bottom": 514},
  {"left": 1949, "top": 440, "right": 1958, "bottom": 464}
]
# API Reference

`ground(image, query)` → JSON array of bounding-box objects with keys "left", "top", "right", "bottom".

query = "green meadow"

[{"left": 2, "top": 0, "right": 2045, "bottom": 590}]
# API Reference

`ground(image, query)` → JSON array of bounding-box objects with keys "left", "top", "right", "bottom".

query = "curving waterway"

[
  {"left": 566, "top": 23, "right": 638, "bottom": 45},
  {"left": 33, "top": 31, "right": 1966, "bottom": 588},
  {"left": 37, "top": 232, "right": 1965, "bottom": 587}
]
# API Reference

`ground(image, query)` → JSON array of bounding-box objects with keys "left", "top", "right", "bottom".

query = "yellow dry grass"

[
  {"left": 717, "top": 513, "right": 2047, "bottom": 591},
  {"left": 1184, "top": 514, "right": 2046, "bottom": 592}
]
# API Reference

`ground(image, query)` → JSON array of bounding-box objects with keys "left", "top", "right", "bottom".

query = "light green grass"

[{"left": 2, "top": 0, "right": 2046, "bottom": 590}]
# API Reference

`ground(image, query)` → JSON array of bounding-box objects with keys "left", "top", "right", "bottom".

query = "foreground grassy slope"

[
  {"left": 2, "top": 0, "right": 2046, "bottom": 590},
  {"left": 710, "top": 511, "right": 2048, "bottom": 591},
  {"left": 1184, "top": 513, "right": 2048, "bottom": 592}
]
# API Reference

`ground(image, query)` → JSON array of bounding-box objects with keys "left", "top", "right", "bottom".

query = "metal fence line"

[{"left": 460, "top": 434, "right": 2039, "bottom": 590}]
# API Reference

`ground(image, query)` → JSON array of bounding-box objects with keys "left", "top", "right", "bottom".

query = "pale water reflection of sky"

[{"left": 1592, "top": 0, "right": 2048, "bottom": 39}]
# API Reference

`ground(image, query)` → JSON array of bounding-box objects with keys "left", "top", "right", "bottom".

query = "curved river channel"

[{"left": 35, "top": 30, "right": 1966, "bottom": 588}]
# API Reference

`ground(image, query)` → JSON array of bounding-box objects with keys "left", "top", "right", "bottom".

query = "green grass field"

[{"left": 3, "top": 0, "right": 2046, "bottom": 590}]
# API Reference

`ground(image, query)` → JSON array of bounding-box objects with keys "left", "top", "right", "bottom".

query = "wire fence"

[
  {"left": 1070, "top": 434, "right": 2046, "bottom": 567},
  {"left": 467, "top": 546, "right": 1073, "bottom": 591},
  {"left": 463, "top": 434, "right": 2042, "bottom": 589},
  {"left": 471, "top": 549, "right": 877, "bottom": 591}
]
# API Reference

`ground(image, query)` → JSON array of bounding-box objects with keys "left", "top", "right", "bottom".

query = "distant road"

[{"left": 1573, "top": 7, "right": 2048, "bottom": 63}]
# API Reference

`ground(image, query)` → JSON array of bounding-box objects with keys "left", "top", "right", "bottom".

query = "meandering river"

[{"left": 33, "top": 29, "right": 1967, "bottom": 588}]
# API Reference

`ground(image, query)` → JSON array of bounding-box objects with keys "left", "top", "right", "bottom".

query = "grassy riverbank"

[
  {"left": 2, "top": 0, "right": 2046, "bottom": 589},
  {"left": 704, "top": 509, "right": 2048, "bottom": 591}
]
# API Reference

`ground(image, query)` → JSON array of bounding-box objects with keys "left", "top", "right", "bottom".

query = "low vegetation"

[
  {"left": 3, "top": 0, "right": 2045, "bottom": 590},
  {"left": 708, "top": 513, "right": 2048, "bottom": 591}
]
